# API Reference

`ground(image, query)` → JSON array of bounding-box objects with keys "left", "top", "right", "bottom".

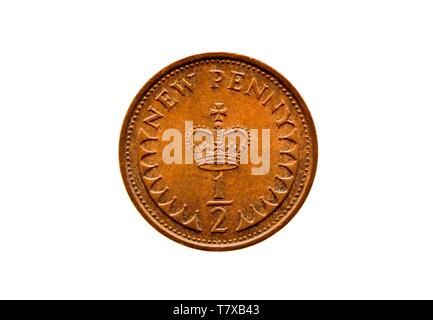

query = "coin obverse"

[{"left": 119, "top": 53, "right": 317, "bottom": 251}]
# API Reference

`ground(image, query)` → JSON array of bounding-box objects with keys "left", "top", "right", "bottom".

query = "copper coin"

[{"left": 119, "top": 52, "right": 317, "bottom": 251}]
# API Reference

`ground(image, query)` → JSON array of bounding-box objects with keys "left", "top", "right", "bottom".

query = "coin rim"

[{"left": 119, "top": 52, "right": 318, "bottom": 251}]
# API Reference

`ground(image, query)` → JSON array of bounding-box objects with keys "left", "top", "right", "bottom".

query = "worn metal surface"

[{"left": 119, "top": 52, "right": 317, "bottom": 250}]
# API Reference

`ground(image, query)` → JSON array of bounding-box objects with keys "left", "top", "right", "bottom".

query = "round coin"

[{"left": 119, "top": 52, "right": 317, "bottom": 250}]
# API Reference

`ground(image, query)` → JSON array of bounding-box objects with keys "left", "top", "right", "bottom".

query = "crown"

[{"left": 186, "top": 103, "right": 250, "bottom": 171}]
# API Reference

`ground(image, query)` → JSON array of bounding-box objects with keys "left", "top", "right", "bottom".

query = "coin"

[{"left": 119, "top": 52, "right": 317, "bottom": 251}]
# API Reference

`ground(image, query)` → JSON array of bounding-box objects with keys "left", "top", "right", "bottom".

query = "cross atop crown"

[{"left": 210, "top": 102, "right": 227, "bottom": 129}]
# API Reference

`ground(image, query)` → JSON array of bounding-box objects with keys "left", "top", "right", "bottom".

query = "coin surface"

[{"left": 119, "top": 52, "right": 317, "bottom": 250}]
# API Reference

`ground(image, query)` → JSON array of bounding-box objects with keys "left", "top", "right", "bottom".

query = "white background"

[{"left": 0, "top": 0, "right": 432, "bottom": 299}]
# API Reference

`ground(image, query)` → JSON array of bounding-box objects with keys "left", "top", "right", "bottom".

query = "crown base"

[{"left": 198, "top": 163, "right": 239, "bottom": 171}]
